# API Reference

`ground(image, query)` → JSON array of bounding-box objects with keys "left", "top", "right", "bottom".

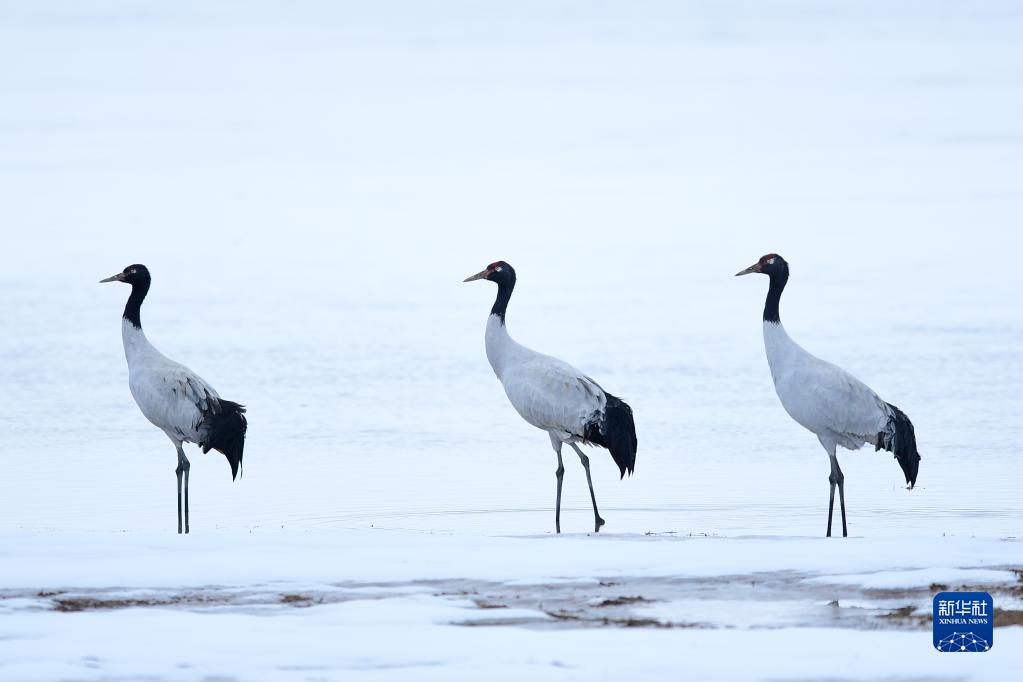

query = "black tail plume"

[
  {"left": 876, "top": 402, "right": 920, "bottom": 488},
  {"left": 584, "top": 393, "right": 637, "bottom": 479},
  {"left": 200, "top": 400, "right": 247, "bottom": 480}
]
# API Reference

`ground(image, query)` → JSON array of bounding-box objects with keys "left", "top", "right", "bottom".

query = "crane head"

[
  {"left": 100, "top": 264, "right": 151, "bottom": 286},
  {"left": 735, "top": 253, "right": 787, "bottom": 277},
  {"left": 463, "top": 261, "right": 515, "bottom": 283}
]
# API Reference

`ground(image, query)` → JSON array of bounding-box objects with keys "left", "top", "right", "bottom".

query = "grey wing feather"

[
  {"left": 130, "top": 361, "right": 222, "bottom": 441},
  {"left": 501, "top": 357, "right": 606, "bottom": 436},
  {"left": 804, "top": 361, "right": 889, "bottom": 446}
]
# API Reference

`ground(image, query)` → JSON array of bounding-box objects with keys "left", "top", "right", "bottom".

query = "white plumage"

[
  {"left": 738, "top": 253, "right": 920, "bottom": 537},
  {"left": 123, "top": 318, "right": 225, "bottom": 447},
  {"left": 465, "top": 261, "right": 637, "bottom": 533},
  {"left": 764, "top": 322, "right": 892, "bottom": 453},
  {"left": 102, "top": 264, "right": 247, "bottom": 534},
  {"left": 487, "top": 315, "right": 607, "bottom": 442}
]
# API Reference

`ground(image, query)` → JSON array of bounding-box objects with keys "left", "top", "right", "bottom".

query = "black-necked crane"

[
  {"left": 464, "top": 261, "right": 637, "bottom": 533},
  {"left": 736, "top": 253, "right": 920, "bottom": 537},
  {"left": 101, "top": 264, "right": 247, "bottom": 534}
]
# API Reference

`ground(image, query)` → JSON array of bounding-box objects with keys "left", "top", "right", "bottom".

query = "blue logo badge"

[{"left": 933, "top": 592, "right": 993, "bottom": 652}]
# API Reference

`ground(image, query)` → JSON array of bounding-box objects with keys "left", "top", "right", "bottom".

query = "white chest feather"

[
  {"left": 484, "top": 314, "right": 522, "bottom": 380},
  {"left": 121, "top": 319, "right": 217, "bottom": 443},
  {"left": 762, "top": 321, "right": 889, "bottom": 448},
  {"left": 484, "top": 314, "right": 605, "bottom": 438}
]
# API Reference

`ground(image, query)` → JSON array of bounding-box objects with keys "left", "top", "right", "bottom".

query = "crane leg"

[
  {"left": 555, "top": 447, "right": 565, "bottom": 534},
  {"left": 836, "top": 469, "right": 847, "bottom": 539},
  {"left": 175, "top": 458, "right": 183, "bottom": 535},
  {"left": 176, "top": 446, "right": 191, "bottom": 534},
  {"left": 570, "top": 443, "right": 605, "bottom": 532},
  {"left": 826, "top": 479, "right": 835, "bottom": 537},
  {"left": 827, "top": 454, "right": 847, "bottom": 538}
]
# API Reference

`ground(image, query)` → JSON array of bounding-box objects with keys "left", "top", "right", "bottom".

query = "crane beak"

[
  {"left": 735, "top": 263, "right": 762, "bottom": 276},
  {"left": 463, "top": 269, "right": 489, "bottom": 282},
  {"left": 99, "top": 273, "right": 125, "bottom": 283}
]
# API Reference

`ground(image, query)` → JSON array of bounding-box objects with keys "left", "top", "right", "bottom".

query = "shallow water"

[
  {"left": 1, "top": 1, "right": 1022, "bottom": 539},
  {"left": 3, "top": 530, "right": 1021, "bottom": 679},
  {"left": 0, "top": 569, "right": 1007, "bottom": 631}
]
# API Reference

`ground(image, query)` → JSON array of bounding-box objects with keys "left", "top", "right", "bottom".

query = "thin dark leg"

[
  {"left": 182, "top": 457, "right": 191, "bottom": 534},
  {"left": 828, "top": 454, "right": 846, "bottom": 538},
  {"left": 175, "top": 460, "right": 184, "bottom": 535},
  {"left": 837, "top": 478, "right": 847, "bottom": 538},
  {"left": 570, "top": 444, "right": 605, "bottom": 532},
  {"left": 826, "top": 480, "right": 836, "bottom": 538},
  {"left": 176, "top": 446, "right": 191, "bottom": 534},
  {"left": 555, "top": 449, "right": 565, "bottom": 534}
]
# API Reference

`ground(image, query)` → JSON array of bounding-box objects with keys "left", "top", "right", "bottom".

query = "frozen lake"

[
  {"left": 1, "top": 1, "right": 1021, "bottom": 679},
  {"left": 2, "top": 531, "right": 1022, "bottom": 681},
  {"left": 1, "top": 0, "right": 1021, "bottom": 539}
]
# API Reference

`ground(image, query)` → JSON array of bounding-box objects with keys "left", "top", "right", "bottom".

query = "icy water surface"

[
  {"left": 0, "top": 572, "right": 1011, "bottom": 630},
  {"left": 2, "top": 531, "right": 1021, "bottom": 680},
  {"left": 4, "top": 3, "right": 1023, "bottom": 680},
  {"left": 1, "top": 1, "right": 1022, "bottom": 541}
]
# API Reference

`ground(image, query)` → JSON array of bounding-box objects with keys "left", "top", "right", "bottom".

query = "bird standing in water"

[
  {"left": 464, "top": 261, "right": 637, "bottom": 533},
  {"left": 101, "top": 264, "right": 247, "bottom": 533},
  {"left": 736, "top": 253, "right": 920, "bottom": 536}
]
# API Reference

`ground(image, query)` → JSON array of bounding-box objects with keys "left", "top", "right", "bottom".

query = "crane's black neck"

[
  {"left": 123, "top": 280, "right": 149, "bottom": 329},
  {"left": 490, "top": 276, "right": 515, "bottom": 324},
  {"left": 764, "top": 270, "right": 787, "bottom": 324}
]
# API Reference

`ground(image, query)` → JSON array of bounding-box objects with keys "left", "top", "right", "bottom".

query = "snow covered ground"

[
  {"left": 2, "top": 0, "right": 1023, "bottom": 679},
  {"left": 2, "top": 531, "right": 1022, "bottom": 680}
]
